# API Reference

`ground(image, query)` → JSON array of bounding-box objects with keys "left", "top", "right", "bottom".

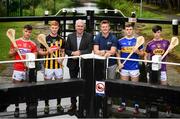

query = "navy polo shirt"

[{"left": 94, "top": 32, "right": 117, "bottom": 66}]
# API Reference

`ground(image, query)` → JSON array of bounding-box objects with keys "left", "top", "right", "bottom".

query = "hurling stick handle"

[
  {"left": 17, "top": 50, "right": 23, "bottom": 60},
  {"left": 42, "top": 41, "right": 61, "bottom": 61},
  {"left": 7, "top": 29, "right": 23, "bottom": 60},
  {"left": 10, "top": 39, "right": 23, "bottom": 60},
  {"left": 13, "top": 44, "right": 23, "bottom": 60},
  {"left": 161, "top": 37, "right": 179, "bottom": 60},
  {"left": 122, "top": 51, "right": 134, "bottom": 65},
  {"left": 122, "top": 36, "right": 144, "bottom": 65},
  {"left": 45, "top": 46, "right": 56, "bottom": 58},
  {"left": 161, "top": 47, "right": 171, "bottom": 60},
  {"left": 122, "top": 44, "right": 140, "bottom": 65}
]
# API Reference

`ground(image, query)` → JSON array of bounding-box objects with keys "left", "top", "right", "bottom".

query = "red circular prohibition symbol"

[{"left": 96, "top": 83, "right": 105, "bottom": 92}]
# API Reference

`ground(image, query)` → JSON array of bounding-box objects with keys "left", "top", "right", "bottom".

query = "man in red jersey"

[{"left": 9, "top": 24, "right": 37, "bottom": 117}]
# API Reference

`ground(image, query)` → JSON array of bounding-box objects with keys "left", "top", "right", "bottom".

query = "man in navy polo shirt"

[
  {"left": 94, "top": 20, "right": 117, "bottom": 116},
  {"left": 94, "top": 20, "right": 117, "bottom": 80}
]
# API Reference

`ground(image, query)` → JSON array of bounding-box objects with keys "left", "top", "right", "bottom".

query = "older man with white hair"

[{"left": 65, "top": 19, "right": 93, "bottom": 114}]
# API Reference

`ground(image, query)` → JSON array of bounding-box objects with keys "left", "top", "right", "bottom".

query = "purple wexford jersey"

[{"left": 146, "top": 39, "right": 170, "bottom": 71}]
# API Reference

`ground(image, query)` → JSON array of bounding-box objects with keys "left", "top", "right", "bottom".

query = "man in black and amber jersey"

[{"left": 39, "top": 20, "right": 65, "bottom": 114}]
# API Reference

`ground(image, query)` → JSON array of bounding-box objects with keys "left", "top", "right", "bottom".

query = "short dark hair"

[
  {"left": 152, "top": 25, "right": 162, "bottom": 33},
  {"left": 100, "top": 20, "right": 110, "bottom": 26},
  {"left": 24, "top": 24, "right": 33, "bottom": 30}
]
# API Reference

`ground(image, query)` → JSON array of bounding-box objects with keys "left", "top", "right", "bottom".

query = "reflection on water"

[
  {"left": 62, "top": 2, "right": 100, "bottom": 14},
  {"left": 75, "top": 2, "right": 100, "bottom": 14}
]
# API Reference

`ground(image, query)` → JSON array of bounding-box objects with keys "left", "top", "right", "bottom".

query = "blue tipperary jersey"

[{"left": 117, "top": 37, "right": 143, "bottom": 70}]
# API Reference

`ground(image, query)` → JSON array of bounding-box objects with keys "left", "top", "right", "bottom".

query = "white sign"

[
  {"left": 95, "top": 81, "right": 105, "bottom": 96},
  {"left": 172, "top": 19, "right": 178, "bottom": 25},
  {"left": 152, "top": 55, "right": 161, "bottom": 71},
  {"left": 128, "top": 18, "right": 137, "bottom": 23},
  {"left": 26, "top": 53, "right": 35, "bottom": 69}
]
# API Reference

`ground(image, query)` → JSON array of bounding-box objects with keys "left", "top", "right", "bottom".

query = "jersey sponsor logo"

[
  {"left": 19, "top": 48, "right": 31, "bottom": 54},
  {"left": 107, "top": 41, "right": 112, "bottom": 45},
  {"left": 153, "top": 49, "right": 165, "bottom": 55},
  {"left": 50, "top": 45, "right": 59, "bottom": 51},
  {"left": 122, "top": 42, "right": 127, "bottom": 45},
  {"left": 128, "top": 41, "right": 132, "bottom": 45},
  {"left": 121, "top": 46, "right": 133, "bottom": 53}
]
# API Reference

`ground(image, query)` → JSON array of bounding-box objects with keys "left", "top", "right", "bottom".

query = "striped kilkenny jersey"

[{"left": 40, "top": 34, "right": 65, "bottom": 69}]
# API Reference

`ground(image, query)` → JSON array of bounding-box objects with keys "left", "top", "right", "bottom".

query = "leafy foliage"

[
  {"left": 0, "top": 0, "right": 7, "bottom": 16},
  {"left": 97, "top": 0, "right": 165, "bottom": 18},
  {"left": 0, "top": 0, "right": 75, "bottom": 16}
]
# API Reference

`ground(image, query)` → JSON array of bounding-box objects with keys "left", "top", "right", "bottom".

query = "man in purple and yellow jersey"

[
  {"left": 145, "top": 25, "right": 171, "bottom": 117},
  {"left": 145, "top": 25, "right": 170, "bottom": 85}
]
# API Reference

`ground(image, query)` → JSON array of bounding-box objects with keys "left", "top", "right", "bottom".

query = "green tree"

[
  {"left": 0, "top": 0, "right": 6, "bottom": 16},
  {"left": 22, "top": 0, "right": 40, "bottom": 9}
]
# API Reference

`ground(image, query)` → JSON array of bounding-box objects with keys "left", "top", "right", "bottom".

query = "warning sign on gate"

[{"left": 96, "top": 81, "right": 105, "bottom": 96}]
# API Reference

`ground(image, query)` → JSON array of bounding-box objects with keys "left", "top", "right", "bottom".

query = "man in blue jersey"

[{"left": 117, "top": 23, "right": 144, "bottom": 114}]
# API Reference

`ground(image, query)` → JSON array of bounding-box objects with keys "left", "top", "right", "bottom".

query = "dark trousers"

[{"left": 69, "top": 66, "right": 79, "bottom": 105}]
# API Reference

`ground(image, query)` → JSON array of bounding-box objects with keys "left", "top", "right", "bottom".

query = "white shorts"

[
  {"left": 120, "top": 69, "right": 140, "bottom": 78},
  {"left": 44, "top": 68, "right": 63, "bottom": 80},
  {"left": 160, "top": 71, "right": 167, "bottom": 81},
  {"left": 12, "top": 70, "right": 26, "bottom": 81}
]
